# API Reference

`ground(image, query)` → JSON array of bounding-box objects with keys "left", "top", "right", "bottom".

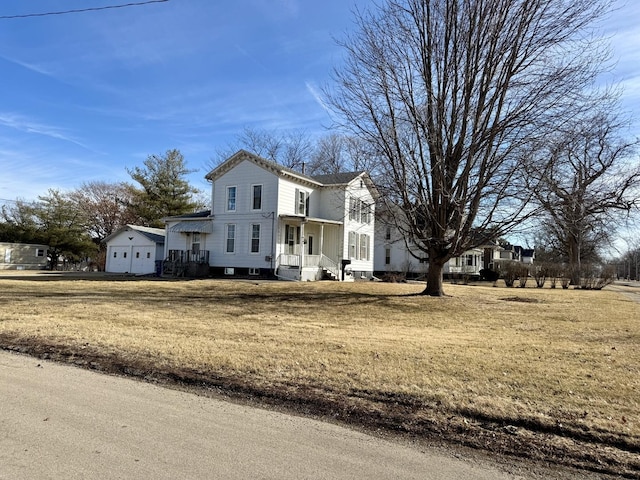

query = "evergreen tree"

[{"left": 127, "top": 149, "right": 202, "bottom": 227}]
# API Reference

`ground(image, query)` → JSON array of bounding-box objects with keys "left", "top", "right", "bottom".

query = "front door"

[
  {"left": 285, "top": 225, "right": 300, "bottom": 255},
  {"left": 307, "top": 234, "right": 314, "bottom": 255}
]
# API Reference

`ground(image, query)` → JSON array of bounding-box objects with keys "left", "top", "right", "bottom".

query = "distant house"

[
  {"left": 163, "top": 150, "right": 378, "bottom": 281},
  {"left": 0, "top": 242, "right": 48, "bottom": 270},
  {"left": 103, "top": 225, "right": 165, "bottom": 275},
  {"left": 487, "top": 242, "right": 536, "bottom": 269},
  {"left": 373, "top": 209, "right": 533, "bottom": 279}
]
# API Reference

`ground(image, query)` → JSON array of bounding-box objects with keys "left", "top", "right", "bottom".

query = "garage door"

[
  {"left": 130, "top": 247, "right": 154, "bottom": 274},
  {"left": 107, "top": 246, "right": 131, "bottom": 273}
]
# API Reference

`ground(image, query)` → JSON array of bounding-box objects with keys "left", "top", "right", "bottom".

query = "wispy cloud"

[
  {"left": 0, "top": 112, "right": 90, "bottom": 150},
  {"left": 305, "top": 81, "right": 332, "bottom": 115},
  {"left": 0, "top": 54, "right": 56, "bottom": 78}
]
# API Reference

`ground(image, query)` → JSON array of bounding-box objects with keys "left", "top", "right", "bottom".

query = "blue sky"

[{"left": 0, "top": 0, "right": 639, "bottom": 204}]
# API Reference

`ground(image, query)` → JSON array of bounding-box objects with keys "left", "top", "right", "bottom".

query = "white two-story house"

[
  {"left": 163, "top": 150, "right": 377, "bottom": 281},
  {"left": 373, "top": 207, "right": 532, "bottom": 280}
]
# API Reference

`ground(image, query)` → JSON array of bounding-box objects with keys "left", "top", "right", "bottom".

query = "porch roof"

[
  {"left": 279, "top": 215, "right": 343, "bottom": 226},
  {"left": 169, "top": 220, "right": 213, "bottom": 233}
]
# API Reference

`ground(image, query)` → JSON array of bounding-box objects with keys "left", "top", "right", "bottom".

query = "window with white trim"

[
  {"left": 359, "top": 233, "right": 370, "bottom": 261},
  {"left": 250, "top": 224, "right": 260, "bottom": 253},
  {"left": 361, "top": 202, "right": 372, "bottom": 224},
  {"left": 348, "top": 231, "right": 357, "bottom": 259},
  {"left": 252, "top": 185, "right": 262, "bottom": 210},
  {"left": 226, "top": 224, "right": 236, "bottom": 253},
  {"left": 295, "top": 188, "right": 308, "bottom": 215},
  {"left": 226, "top": 186, "right": 237, "bottom": 211},
  {"left": 192, "top": 232, "right": 201, "bottom": 253}
]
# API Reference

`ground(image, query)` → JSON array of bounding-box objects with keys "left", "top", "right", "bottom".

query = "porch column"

[
  {"left": 300, "top": 221, "right": 305, "bottom": 267},
  {"left": 319, "top": 224, "right": 324, "bottom": 257}
]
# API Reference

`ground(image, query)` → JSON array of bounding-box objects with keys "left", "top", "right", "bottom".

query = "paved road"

[
  {"left": 607, "top": 280, "right": 640, "bottom": 303},
  {"left": 0, "top": 350, "right": 537, "bottom": 480}
]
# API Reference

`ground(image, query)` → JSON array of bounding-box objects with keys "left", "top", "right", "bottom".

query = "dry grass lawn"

[{"left": 1, "top": 273, "right": 638, "bottom": 476}]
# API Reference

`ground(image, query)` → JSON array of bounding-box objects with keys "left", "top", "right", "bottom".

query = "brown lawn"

[{"left": 0, "top": 272, "right": 638, "bottom": 477}]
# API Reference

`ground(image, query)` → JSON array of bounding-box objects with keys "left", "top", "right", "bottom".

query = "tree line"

[
  {"left": 2, "top": 0, "right": 639, "bottom": 291},
  {"left": 0, "top": 149, "right": 204, "bottom": 270},
  {"left": 321, "top": 0, "right": 640, "bottom": 295}
]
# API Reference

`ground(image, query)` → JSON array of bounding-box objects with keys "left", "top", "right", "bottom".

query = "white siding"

[
  {"left": 276, "top": 177, "right": 314, "bottom": 217},
  {"left": 105, "top": 229, "right": 163, "bottom": 274},
  {"left": 212, "top": 160, "right": 279, "bottom": 216},
  {"left": 373, "top": 217, "right": 428, "bottom": 276},
  {"left": 342, "top": 178, "right": 375, "bottom": 276},
  {"left": 206, "top": 159, "right": 279, "bottom": 270},
  {"left": 316, "top": 186, "right": 346, "bottom": 221}
]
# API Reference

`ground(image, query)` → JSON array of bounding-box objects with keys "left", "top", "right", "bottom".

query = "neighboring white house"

[
  {"left": 373, "top": 213, "right": 429, "bottom": 278},
  {"left": 163, "top": 150, "right": 378, "bottom": 281},
  {"left": 0, "top": 242, "right": 48, "bottom": 270},
  {"left": 373, "top": 209, "right": 533, "bottom": 279},
  {"left": 103, "top": 225, "right": 165, "bottom": 275}
]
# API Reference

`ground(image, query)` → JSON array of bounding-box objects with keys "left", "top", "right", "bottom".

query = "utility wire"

[{"left": 0, "top": 0, "right": 169, "bottom": 19}]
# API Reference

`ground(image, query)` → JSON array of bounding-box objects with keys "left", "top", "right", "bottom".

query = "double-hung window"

[
  {"left": 359, "top": 234, "right": 370, "bottom": 261},
  {"left": 226, "top": 224, "right": 236, "bottom": 253},
  {"left": 191, "top": 232, "right": 201, "bottom": 254},
  {"left": 295, "top": 189, "right": 308, "bottom": 216},
  {"left": 226, "top": 186, "right": 237, "bottom": 211},
  {"left": 252, "top": 185, "right": 262, "bottom": 210},
  {"left": 348, "top": 231, "right": 357, "bottom": 259},
  {"left": 250, "top": 224, "right": 260, "bottom": 253}
]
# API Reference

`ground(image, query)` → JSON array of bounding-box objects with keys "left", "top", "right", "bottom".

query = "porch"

[
  {"left": 163, "top": 249, "right": 210, "bottom": 277},
  {"left": 276, "top": 253, "right": 341, "bottom": 281},
  {"left": 276, "top": 216, "right": 344, "bottom": 281}
]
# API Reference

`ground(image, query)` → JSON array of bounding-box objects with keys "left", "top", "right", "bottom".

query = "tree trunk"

[
  {"left": 567, "top": 234, "right": 581, "bottom": 285},
  {"left": 422, "top": 260, "right": 445, "bottom": 296}
]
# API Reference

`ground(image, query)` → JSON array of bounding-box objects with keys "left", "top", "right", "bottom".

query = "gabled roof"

[
  {"left": 205, "top": 150, "right": 380, "bottom": 198},
  {"left": 205, "top": 150, "right": 322, "bottom": 186},
  {"left": 103, "top": 225, "right": 165, "bottom": 245},
  {"left": 312, "top": 172, "right": 364, "bottom": 185},
  {"left": 315, "top": 171, "right": 379, "bottom": 199}
]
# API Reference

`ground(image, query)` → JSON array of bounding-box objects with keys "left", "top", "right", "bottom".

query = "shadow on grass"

[{"left": 1, "top": 334, "right": 638, "bottom": 479}]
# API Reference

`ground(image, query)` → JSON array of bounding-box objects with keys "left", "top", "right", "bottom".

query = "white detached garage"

[{"left": 104, "top": 225, "right": 165, "bottom": 275}]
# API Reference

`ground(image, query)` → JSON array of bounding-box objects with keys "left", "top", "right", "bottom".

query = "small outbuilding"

[
  {"left": 103, "top": 225, "right": 165, "bottom": 275},
  {"left": 0, "top": 242, "right": 49, "bottom": 270}
]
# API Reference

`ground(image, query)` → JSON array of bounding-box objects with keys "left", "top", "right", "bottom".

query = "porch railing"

[
  {"left": 276, "top": 253, "right": 340, "bottom": 280},
  {"left": 166, "top": 249, "right": 210, "bottom": 264},
  {"left": 278, "top": 253, "right": 300, "bottom": 267},
  {"left": 164, "top": 249, "right": 210, "bottom": 277}
]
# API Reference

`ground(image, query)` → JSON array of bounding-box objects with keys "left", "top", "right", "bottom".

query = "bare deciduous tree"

[
  {"left": 68, "top": 181, "right": 140, "bottom": 242},
  {"left": 213, "top": 127, "right": 314, "bottom": 172},
  {"left": 325, "top": 0, "right": 613, "bottom": 295},
  {"left": 526, "top": 102, "right": 640, "bottom": 284}
]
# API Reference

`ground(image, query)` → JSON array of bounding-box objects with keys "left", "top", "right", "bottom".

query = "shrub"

[
  {"left": 500, "top": 261, "right": 520, "bottom": 287},
  {"left": 479, "top": 268, "right": 499, "bottom": 282},
  {"left": 533, "top": 265, "right": 548, "bottom": 288},
  {"left": 517, "top": 265, "right": 530, "bottom": 288}
]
